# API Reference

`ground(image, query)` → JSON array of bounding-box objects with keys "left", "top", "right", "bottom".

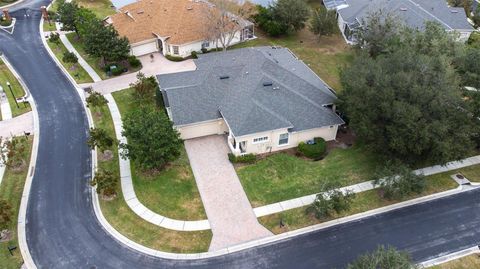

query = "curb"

[
  {"left": 0, "top": 0, "right": 25, "bottom": 9},
  {"left": 0, "top": 18, "right": 16, "bottom": 34},
  {"left": 419, "top": 246, "right": 480, "bottom": 267},
  {"left": 104, "top": 94, "right": 211, "bottom": 231},
  {"left": 2, "top": 54, "right": 40, "bottom": 269}
]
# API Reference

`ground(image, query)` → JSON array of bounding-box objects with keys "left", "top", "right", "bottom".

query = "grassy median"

[
  {"left": 90, "top": 97, "right": 211, "bottom": 253},
  {"left": 0, "top": 59, "right": 31, "bottom": 118},
  {"left": 46, "top": 39, "right": 93, "bottom": 84},
  {"left": 0, "top": 136, "right": 33, "bottom": 269},
  {"left": 432, "top": 254, "right": 480, "bottom": 269},
  {"left": 259, "top": 172, "right": 458, "bottom": 234}
]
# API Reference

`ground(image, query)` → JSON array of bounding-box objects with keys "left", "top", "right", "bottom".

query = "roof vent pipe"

[
  {"left": 220, "top": 75, "right": 230, "bottom": 80},
  {"left": 263, "top": 82, "right": 273, "bottom": 87}
]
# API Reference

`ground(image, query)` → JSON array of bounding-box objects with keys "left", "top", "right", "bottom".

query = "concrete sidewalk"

[
  {"left": 59, "top": 34, "right": 102, "bottom": 82},
  {"left": 185, "top": 136, "right": 272, "bottom": 251},
  {"left": 105, "top": 94, "right": 210, "bottom": 231},
  {"left": 83, "top": 52, "right": 196, "bottom": 94},
  {"left": 0, "top": 90, "right": 12, "bottom": 120},
  {"left": 0, "top": 111, "right": 33, "bottom": 138}
]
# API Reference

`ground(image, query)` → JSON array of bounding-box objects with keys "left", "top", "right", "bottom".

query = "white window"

[
  {"left": 202, "top": 41, "right": 210, "bottom": 49},
  {"left": 253, "top": 136, "right": 269, "bottom": 144},
  {"left": 278, "top": 133, "right": 289, "bottom": 145},
  {"left": 172, "top": 46, "right": 179, "bottom": 55}
]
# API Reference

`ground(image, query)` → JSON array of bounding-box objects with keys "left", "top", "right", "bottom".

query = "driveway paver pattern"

[{"left": 185, "top": 135, "right": 272, "bottom": 251}]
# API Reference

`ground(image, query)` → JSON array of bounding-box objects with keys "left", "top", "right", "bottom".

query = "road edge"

[
  {"left": 1, "top": 55, "right": 39, "bottom": 269},
  {"left": 419, "top": 246, "right": 480, "bottom": 267}
]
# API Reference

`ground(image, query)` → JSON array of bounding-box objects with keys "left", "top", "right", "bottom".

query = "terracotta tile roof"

[{"left": 109, "top": 0, "right": 213, "bottom": 45}]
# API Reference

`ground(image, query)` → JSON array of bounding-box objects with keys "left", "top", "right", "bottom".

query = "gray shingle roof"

[
  {"left": 337, "top": 0, "right": 474, "bottom": 31},
  {"left": 158, "top": 47, "right": 344, "bottom": 137}
]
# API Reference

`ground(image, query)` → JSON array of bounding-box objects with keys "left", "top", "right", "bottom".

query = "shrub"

[
  {"left": 0, "top": 18, "right": 12, "bottom": 27},
  {"left": 201, "top": 48, "right": 208, "bottom": 53},
  {"left": 62, "top": 51, "right": 78, "bottom": 63},
  {"left": 374, "top": 163, "right": 426, "bottom": 200},
  {"left": 48, "top": 32, "right": 60, "bottom": 44},
  {"left": 129, "top": 72, "right": 159, "bottom": 101},
  {"left": 347, "top": 245, "right": 416, "bottom": 269},
  {"left": 0, "top": 199, "right": 12, "bottom": 230},
  {"left": 111, "top": 66, "right": 124, "bottom": 76},
  {"left": 228, "top": 153, "right": 257, "bottom": 164},
  {"left": 90, "top": 169, "right": 117, "bottom": 197},
  {"left": 87, "top": 127, "right": 114, "bottom": 153},
  {"left": 165, "top": 54, "right": 185, "bottom": 62},
  {"left": 86, "top": 91, "right": 108, "bottom": 107},
  {"left": 297, "top": 137, "right": 326, "bottom": 159},
  {"left": 127, "top": 55, "right": 142, "bottom": 68},
  {"left": 307, "top": 181, "right": 355, "bottom": 219},
  {"left": 467, "top": 32, "right": 480, "bottom": 49},
  {"left": 191, "top": 51, "right": 198, "bottom": 59}
]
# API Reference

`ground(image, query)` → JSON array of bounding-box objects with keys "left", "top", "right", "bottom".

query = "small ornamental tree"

[
  {"left": 84, "top": 22, "right": 130, "bottom": 65},
  {"left": 48, "top": 33, "right": 61, "bottom": 44},
  {"left": 129, "top": 72, "right": 159, "bottom": 102},
  {"left": 86, "top": 91, "right": 108, "bottom": 108},
  {"left": 57, "top": 0, "right": 79, "bottom": 33},
  {"left": 309, "top": 6, "right": 337, "bottom": 37},
  {"left": 307, "top": 181, "right": 355, "bottom": 219},
  {"left": 0, "top": 199, "right": 12, "bottom": 230},
  {"left": 347, "top": 245, "right": 417, "bottom": 269},
  {"left": 273, "top": 0, "right": 310, "bottom": 33},
  {"left": 120, "top": 106, "right": 182, "bottom": 171},
  {"left": 90, "top": 169, "right": 117, "bottom": 197},
  {"left": 374, "top": 164, "right": 426, "bottom": 200},
  {"left": 62, "top": 51, "right": 78, "bottom": 63},
  {"left": 0, "top": 136, "right": 28, "bottom": 169},
  {"left": 87, "top": 128, "right": 114, "bottom": 153}
]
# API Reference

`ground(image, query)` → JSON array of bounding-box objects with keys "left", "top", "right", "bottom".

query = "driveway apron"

[{"left": 184, "top": 135, "right": 272, "bottom": 251}]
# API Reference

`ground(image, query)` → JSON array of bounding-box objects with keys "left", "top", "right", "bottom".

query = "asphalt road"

[{"left": 1, "top": 2, "right": 479, "bottom": 268}]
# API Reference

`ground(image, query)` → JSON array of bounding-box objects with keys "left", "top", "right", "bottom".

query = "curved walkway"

[
  {"left": 59, "top": 34, "right": 102, "bottom": 82},
  {"left": 105, "top": 93, "right": 211, "bottom": 231}
]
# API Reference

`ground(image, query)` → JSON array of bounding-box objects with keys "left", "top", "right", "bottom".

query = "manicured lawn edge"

[
  {"left": 0, "top": 59, "right": 31, "bottom": 117},
  {"left": 112, "top": 88, "right": 207, "bottom": 220},
  {"left": 65, "top": 33, "right": 108, "bottom": 80},
  {"left": 431, "top": 253, "right": 480, "bottom": 269},
  {"left": 0, "top": 136, "right": 33, "bottom": 269},
  {"left": 258, "top": 173, "right": 458, "bottom": 234},
  {"left": 90, "top": 102, "right": 211, "bottom": 253},
  {"left": 45, "top": 39, "right": 93, "bottom": 84}
]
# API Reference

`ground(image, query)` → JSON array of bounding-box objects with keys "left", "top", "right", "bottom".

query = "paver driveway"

[{"left": 184, "top": 135, "right": 272, "bottom": 251}]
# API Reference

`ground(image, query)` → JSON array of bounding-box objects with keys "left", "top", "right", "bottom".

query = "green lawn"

[
  {"left": 43, "top": 20, "right": 57, "bottom": 32},
  {"left": 91, "top": 101, "right": 211, "bottom": 253},
  {"left": 432, "top": 254, "right": 480, "bottom": 269},
  {"left": 454, "top": 164, "right": 480, "bottom": 182},
  {"left": 0, "top": 136, "right": 33, "bottom": 269},
  {"left": 0, "top": 59, "right": 31, "bottom": 117},
  {"left": 259, "top": 173, "right": 458, "bottom": 234},
  {"left": 236, "top": 144, "right": 381, "bottom": 207},
  {"left": 46, "top": 39, "right": 94, "bottom": 84},
  {"left": 66, "top": 33, "right": 108, "bottom": 80},
  {"left": 112, "top": 88, "right": 207, "bottom": 220},
  {"left": 0, "top": 0, "right": 18, "bottom": 7},
  {"left": 74, "top": 0, "right": 116, "bottom": 19}
]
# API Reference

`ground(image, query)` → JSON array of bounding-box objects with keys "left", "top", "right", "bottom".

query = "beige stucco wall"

[
  {"left": 232, "top": 125, "right": 339, "bottom": 155},
  {"left": 176, "top": 119, "right": 228, "bottom": 140}
]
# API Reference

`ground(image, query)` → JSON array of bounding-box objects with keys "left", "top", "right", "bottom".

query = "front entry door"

[{"left": 157, "top": 39, "right": 163, "bottom": 53}]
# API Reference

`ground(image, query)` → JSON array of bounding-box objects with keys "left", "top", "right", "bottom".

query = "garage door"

[
  {"left": 178, "top": 120, "right": 228, "bottom": 140},
  {"left": 131, "top": 41, "right": 158, "bottom": 56}
]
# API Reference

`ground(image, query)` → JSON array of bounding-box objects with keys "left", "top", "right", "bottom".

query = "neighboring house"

[
  {"left": 323, "top": 0, "right": 475, "bottom": 44},
  {"left": 157, "top": 47, "right": 344, "bottom": 156},
  {"left": 105, "top": 0, "right": 254, "bottom": 57}
]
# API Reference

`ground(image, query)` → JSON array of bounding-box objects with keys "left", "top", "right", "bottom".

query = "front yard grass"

[
  {"left": 432, "top": 254, "right": 480, "bottom": 269},
  {"left": 236, "top": 144, "right": 381, "bottom": 207},
  {"left": 91, "top": 101, "right": 211, "bottom": 253},
  {"left": 46, "top": 39, "right": 93, "bottom": 84},
  {"left": 65, "top": 33, "right": 108, "bottom": 80},
  {"left": 42, "top": 20, "right": 57, "bottom": 32},
  {"left": 0, "top": 59, "right": 31, "bottom": 117},
  {"left": 75, "top": 0, "right": 116, "bottom": 19},
  {"left": 0, "top": 136, "right": 33, "bottom": 269},
  {"left": 455, "top": 164, "right": 480, "bottom": 183},
  {"left": 112, "top": 88, "right": 207, "bottom": 220},
  {"left": 258, "top": 172, "right": 458, "bottom": 234}
]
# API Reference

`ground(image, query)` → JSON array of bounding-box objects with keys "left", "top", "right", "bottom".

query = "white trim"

[{"left": 252, "top": 136, "right": 269, "bottom": 144}]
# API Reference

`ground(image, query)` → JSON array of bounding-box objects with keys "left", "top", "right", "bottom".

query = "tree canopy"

[
  {"left": 120, "top": 107, "right": 182, "bottom": 171},
  {"left": 340, "top": 22, "right": 477, "bottom": 165},
  {"left": 309, "top": 6, "right": 337, "bottom": 37},
  {"left": 253, "top": 0, "right": 309, "bottom": 36}
]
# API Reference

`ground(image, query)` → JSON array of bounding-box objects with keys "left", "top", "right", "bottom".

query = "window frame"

[
  {"left": 172, "top": 45, "right": 179, "bottom": 55},
  {"left": 278, "top": 133, "right": 289, "bottom": 146},
  {"left": 252, "top": 136, "right": 269, "bottom": 144}
]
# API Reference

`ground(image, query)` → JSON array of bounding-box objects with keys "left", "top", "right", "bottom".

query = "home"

[
  {"left": 323, "top": 0, "right": 475, "bottom": 44},
  {"left": 105, "top": 0, "right": 254, "bottom": 57},
  {"left": 157, "top": 47, "right": 344, "bottom": 156}
]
